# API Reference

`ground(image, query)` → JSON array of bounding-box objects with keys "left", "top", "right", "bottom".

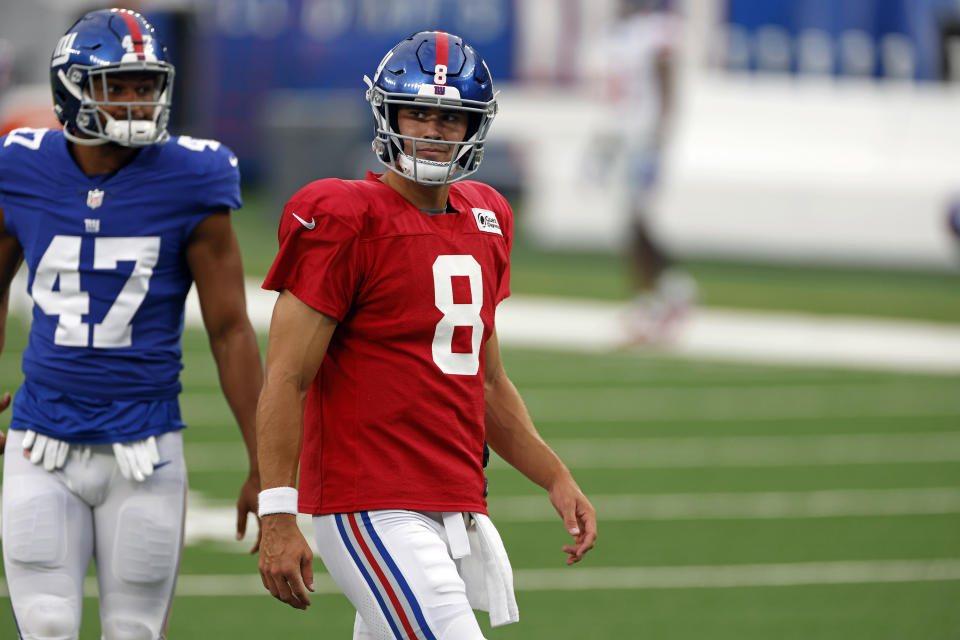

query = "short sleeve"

[
  {"left": 493, "top": 191, "right": 513, "bottom": 305},
  {"left": 155, "top": 138, "right": 243, "bottom": 243},
  {"left": 262, "top": 184, "right": 362, "bottom": 320},
  {"left": 497, "top": 201, "right": 513, "bottom": 304},
  {"left": 191, "top": 143, "right": 242, "bottom": 212}
]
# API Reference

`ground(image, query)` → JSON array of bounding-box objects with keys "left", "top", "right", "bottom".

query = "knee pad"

[
  {"left": 101, "top": 618, "right": 154, "bottom": 640},
  {"left": 113, "top": 501, "right": 179, "bottom": 584},
  {"left": 19, "top": 595, "right": 77, "bottom": 640}
]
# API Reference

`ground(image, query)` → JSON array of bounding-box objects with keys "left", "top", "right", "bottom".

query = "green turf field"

[{"left": 1, "top": 197, "right": 959, "bottom": 638}]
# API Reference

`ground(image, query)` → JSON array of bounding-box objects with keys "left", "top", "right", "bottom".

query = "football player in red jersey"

[{"left": 256, "top": 31, "right": 597, "bottom": 638}]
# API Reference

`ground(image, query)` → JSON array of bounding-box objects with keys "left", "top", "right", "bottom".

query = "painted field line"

[
  {"left": 179, "top": 381, "right": 960, "bottom": 424},
  {"left": 4, "top": 559, "right": 958, "bottom": 598},
  {"left": 518, "top": 383, "right": 960, "bottom": 422},
  {"left": 522, "top": 432, "right": 960, "bottom": 469},
  {"left": 494, "top": 296, "right": 960, "bottom": 374},
  {"left": 8, "top": 274, "right": 960, "bottom": 373},
  {"left": 514, "top": 558, "right": 960, "bottom": 591},
  {"left": 177, "top": 487, "right": 960, "bottom": 549},
  {"left": 489, "top": 487, "right": 960, "bottom": 521},
  {"left": 182, "top": 431, "right": 960, "bottom": 472}
]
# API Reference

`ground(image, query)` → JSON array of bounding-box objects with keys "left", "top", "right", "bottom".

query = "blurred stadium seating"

[{"left": 4, "top": 0, "right": 958, "bottom": 269}]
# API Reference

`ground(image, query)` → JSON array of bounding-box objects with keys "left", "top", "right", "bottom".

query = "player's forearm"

[
  {"left": 484, "top": 369, "right": 571, "bottom": 491},
  {"left": 0, "top": 231, "right": 25, "bottom": 355},
  {"left": 209, "top": 321, "right": 263, "bottom": 471},
  {"left": 0, "top": 287, "right": 9, "bottom": 355},
  {"left": 256, "top": 376, "right": 306, "bottom": 490}
]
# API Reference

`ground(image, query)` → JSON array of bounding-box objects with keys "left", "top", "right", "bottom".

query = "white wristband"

[{"left": 258, "top": 487, "right": 298, "bottom": 517}]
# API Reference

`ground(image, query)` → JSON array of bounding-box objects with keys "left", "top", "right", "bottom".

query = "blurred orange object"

[{"left": 0, "top": 85, "right": 60, "bottom": 136}]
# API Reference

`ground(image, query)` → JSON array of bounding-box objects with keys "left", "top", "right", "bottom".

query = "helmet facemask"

[
  {"left": 57, "top": 62, "right": 174, "bottom": 147},
  {"left": 364, "top": 77, "right": 498, "bottom": 186}
]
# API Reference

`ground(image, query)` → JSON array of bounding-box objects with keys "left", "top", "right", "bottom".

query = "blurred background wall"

[{"left": 2, "top": 0, "right": 960, "bottom": 270}]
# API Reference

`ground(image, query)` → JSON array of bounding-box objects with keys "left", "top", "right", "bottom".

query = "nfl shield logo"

[{"left": 86, "top": 188, "right": 104, "bottom": 209}]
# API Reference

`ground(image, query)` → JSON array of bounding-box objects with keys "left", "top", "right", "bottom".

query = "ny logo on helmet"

[{"left": 51, "top": 33, "right": 78, "bottom": 67}]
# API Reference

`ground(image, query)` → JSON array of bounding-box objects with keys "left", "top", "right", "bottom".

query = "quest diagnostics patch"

[{"left": 471, "top": 208, "right": 502, "bottom": 235}]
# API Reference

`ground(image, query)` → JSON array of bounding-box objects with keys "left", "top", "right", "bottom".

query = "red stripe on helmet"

[
  {"left": 117, "top": 10, "right": 146, "bottom": 61},
  {"left": 435, "top": 31, "right": 449, "bottom": 82}
]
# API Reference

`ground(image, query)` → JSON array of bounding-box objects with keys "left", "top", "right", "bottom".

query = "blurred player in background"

[
  {"left": 0, "top": 9, "right": 262, "bottom": 639},
  {"left": 948, "top": 197, "right": 960, "bottom": 252},
  {"left": 256, "top": 30, "right": 597, "bottom": 639},
  {"left": 605, "top": 0, "right": 698, "bottom": 343}
]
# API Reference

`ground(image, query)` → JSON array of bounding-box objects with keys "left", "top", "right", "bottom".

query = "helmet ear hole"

[{"left": 465, "top": 113, "right": 482, "bottom": 141}]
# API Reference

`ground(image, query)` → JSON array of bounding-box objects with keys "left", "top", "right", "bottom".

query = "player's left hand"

[
  {"left": 0, "top": 392, "right": 10, "bottom": 455},
  {"left": 548, "top": 475, "right": 597, "bottom": 566},
  {"left": 236, "top": 472, "right": 262, "bottom": 553}
]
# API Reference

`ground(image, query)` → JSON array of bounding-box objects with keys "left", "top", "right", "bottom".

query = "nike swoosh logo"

[
  {"left": 154, "top": 460, "right": 172, "bottom": 470},
  {"left": 292, "top": 213, "right": 316, "bottom": 230}
]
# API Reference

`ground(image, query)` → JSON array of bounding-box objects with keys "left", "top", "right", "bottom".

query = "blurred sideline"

[
  {"left": 226, "top": 279, "right": 960, "bottom": 374},
  {"left": 7, "top": 273, "right": 960, "bottom": 374}
]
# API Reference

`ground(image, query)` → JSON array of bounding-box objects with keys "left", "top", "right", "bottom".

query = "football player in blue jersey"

[{"left": 0, "top": 8, "right": 263, "bottom": 639}]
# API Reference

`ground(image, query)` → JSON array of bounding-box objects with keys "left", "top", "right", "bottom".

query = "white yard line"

[
  {"left": 488, "top": 487, "right": 960, "bottom": 521},
  {"left": 491, "top": 295, "right": 960, "bottom": 374},
  {"left": 518, "top": 383, "right": 960, "bottom": 422},
  {"left": 181, "top": 381, "right": 960, "bottom": 424},
  {"left": 537, "top": 432, "right": 960, "bottom": 468},
  {"left": 181, "top": 431, "right": 960, "bottom": 471},
  {"left": 7, "top": 274, "right": 960, "bottom": 373},
  {"left": 3, "top": 559, "right": 958, "bottom": 598},
  {"left": 230, "top": 285, "right": 960, "bottom": 373},
  {"left": 175, "top": 486, "right": 960, "bottom": 549},
  {"left": 514, "top": 559, "right": 960, "bottom": 591}
]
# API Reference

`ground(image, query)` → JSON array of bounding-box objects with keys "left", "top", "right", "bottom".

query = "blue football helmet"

[
  {"left": 50, "top": 8, "right": 175, "bottom": 147},
  {"left": 364, "top": 31, "right": 498, "bottom": 185}
]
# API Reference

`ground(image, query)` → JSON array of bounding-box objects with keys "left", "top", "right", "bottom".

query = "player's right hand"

[
  {"left": 258, "top": 513, "right": 315, "bottom": 610},
  {"left": 22, "top": 428, "right": 70, "bottom": 471}
]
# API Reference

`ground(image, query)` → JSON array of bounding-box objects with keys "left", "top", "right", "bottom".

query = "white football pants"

[
  {"left": 2, "top": 429, "right": 187, "bottom": 640},
  {"left": 314, "top": 510, "right": 487, "bottom": 640}
]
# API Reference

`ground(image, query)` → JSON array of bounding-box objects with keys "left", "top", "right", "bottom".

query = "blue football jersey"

[{"left": 0, "top": 128, "right": 240, "bottom": 441}]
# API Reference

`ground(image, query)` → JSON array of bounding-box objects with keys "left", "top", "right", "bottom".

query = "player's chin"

[{"left": 418, "top": 151, "right": 452, "bottom": 162}]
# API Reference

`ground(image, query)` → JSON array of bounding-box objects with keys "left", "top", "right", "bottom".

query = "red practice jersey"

[{"left": 263, "top": 172, "right": 513, "bottom": 514}]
